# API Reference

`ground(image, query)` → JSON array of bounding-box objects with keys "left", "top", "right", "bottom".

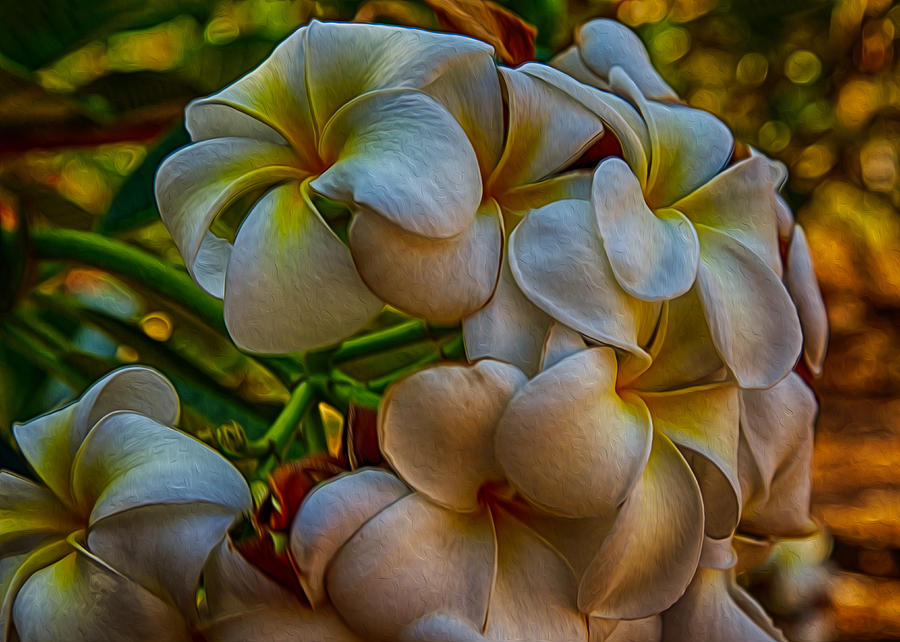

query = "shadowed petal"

[
  {"left": 463, "top": 254, "right": 552, "bottom": 377},
  {"left": 508, "top": 199, "right": 658, "bottom": 358},
  {"left": 539, "top": 322, "right": 586, "bottom": 371},
  {"left": 13, "top": 366, "right": 178, "bottom": 505},
  {"left": 592, "top": 616, "right": 662, "bottom": 642},
  {"left": 488, "top": 67, "right": 604, "bottom": 194},
  {"left": 671, "top": 155, "right": 782, "bottom": 275},
  {"left": 400, "top": 613, "right": 487, "bottom": 642},
  {"left": 499, "top": 171, "right": 592, "bottom": 216},
  {"left": 550, "top": 46, "right": 608, "bottom": 88},
  {"left": 496, "top": 348, "right": 651, "bottom": 518},
  {"left": 784, "top": 225, "right": 828, "bottom": 376},
  {"left": 326, "top": 494, "right": 495, "bottom": 641},
  {"left": 313, "top": 89, "right": 482, "bottom": 239},
  {"left": 576, "top": 20, "right": 676, "bottom": 101},
  {"left": 72, "top": 412, "right": 251, "bottom": 524},
  {"left": 739, "top": 373, "right": 817, "bottom": 537},
  {"left": 578, "top": 432, "right": 704, "bottom": 618},
  {"left": 380, "top": 360, "right": 526, "bottom": 512},
  {"left": 290, "top": 469, "right": 409, "bottom": 607},
  {"left": 12, "top": 553, "right": 191, "bottom": 642},
  {"left": 637, "top": 384, "right": 741, "bottom": 539},
  {"left": 224, "top": 181, "right": 382, "bottom": 353},
  {"left": 155, "top": 138, "right": 305, "bottom": 289},
  {"left": 0, "top": 472, "right": 80, "bottom": 554},
  {"left": 349, "top": 201, "right": 501, "bottom": 323},
  {"left": 694, "top": 225, "right": 801, "bottom": 389},
  {"left": 593, "top": 158, "right": 699, "bottom": 300},
  {"left": 484, "top": 511, "right": 588, "bottom": 641},
  {"left": 661, "top": 567, "right": 787, "bottom": 642}
]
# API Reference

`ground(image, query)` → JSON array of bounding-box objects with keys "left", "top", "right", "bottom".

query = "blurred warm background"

[{"left": 0, "top": 0, "right": 898, "bottom": 639}]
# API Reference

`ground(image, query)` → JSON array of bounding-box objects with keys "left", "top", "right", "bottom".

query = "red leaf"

[{"left": 424, "top": 0, "right": 537, "bottom": 65}]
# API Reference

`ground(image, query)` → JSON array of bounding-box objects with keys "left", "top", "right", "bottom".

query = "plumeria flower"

[
  {"left": 157, "top": 21, "right": 499, "bottom": 353},
  {"left": 525, "top": 21, "right": 804, "bottom": 389},
  {"left": 0, "top": 366, "right": 251, "bottom": 642},
  {"left": 290, "top": 362, "right": 592, "bottom": 641}
]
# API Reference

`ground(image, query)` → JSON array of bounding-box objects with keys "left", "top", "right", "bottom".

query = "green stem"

[
  {"left": 329, "top": 320, "right": 457, "bottom": 365},
  {"left": 0, "top": 323, "right": 90, "bottom": 389},
  {"left": 248, "top": 381, "right": 315, "bottom": 458}
]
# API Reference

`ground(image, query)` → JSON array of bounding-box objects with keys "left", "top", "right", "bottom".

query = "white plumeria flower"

[{"left": 0, "top": 366, "right": 251, "bottom": 642}]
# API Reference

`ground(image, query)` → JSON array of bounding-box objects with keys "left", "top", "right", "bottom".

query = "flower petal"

[
  {"left": 550, "top": 46, "right": 608, "bottom": 89},
  {"left": 192, "top": 233, "right": 231, "bottom": 299},
  {"left": 484, "top": 511, "right": 588, "bottom": 641},
  {"left": 496, "top": 348, "right": 651, "bottom": 519},
  {"left": 13, "top": 553, "right": 191, "bottom": 642},
  {"left": 304, "top": 20, "right": 501, "bottom": 169},
  {"left": 326, "top": 493, "right": 495, "bottom": 641},
  {"left": 738, "top": 373, "right": 817, "bottom": 537},
  {"left": 694, "top": 225, "right": 802, "bottom": 389},
  {"left": 609, "top": 68, "right": 732, "bottom": 208},
  {"left": 594, "top": 616, "right": 662, "bottom": 642},
  {"left": 671, "top": 155, "right": 782, "bottom": 275},
  {"left": 13, "top": 366, "right": 178, "bottom": 505},
  {"left": 488, "top": 67, "right": 604, "bottom": 194},
  {"left": 637, "top": 384, "right": 741, "bottom": 539},
  {"left": 312, "top": 89, "right": 482, "bottom": 239},
  {"left": 508, "top": 198, "right": 658, "bottom": 358},
  {"left": 399, "top": 614, "right": 487, "bottom": 642},
  {"left": 539, "top": 322, "right": 587, "bottom": 371},
  {"left": 517, "top": 63, "right": 649, "bottom": 184},
  {"left": 72, "top": 412, "right": 251, "bottom": 524},
  {"left": 380, "top": 360, "right": 526, "bottom": 512},
  {"left": 224, "top": 181, "right": 383, "bottom": 353},
  {"left": 784, "top": 225, "right": 828, "bottom": 376},
  {"left": 348, "top": 200, "right": 501, "bottom": 323},
  {"left": 203, "top": 539, "right": 297, "bottom": 616},
  {"left": 499, "top": 171, "right": 592, "bottom": 216},
  {"left": 290, "top": 468, "right": 409, "bottom": 607},
  {"left": 202, "top": 606, "right": 362, "bottom": 642},
  {"left": 578, "top": 431, "right": 704, "bottom": 618},
  {"left": 87, "top": 503, "right": 238, "bottom": 615},
  {"left": 593, "top": 158, "right": 699, "bottom": 300},
  {"left": 0, "top": 472, "right": 80, "bottom": 554},
  {"left": 155, "top": 138, "right": 305, "bottom": 288},
  {"left": 660, "top": 567, "right": 787, "bottom": 642},
  {"left": 463, "top": 253, "right": 552, "bottom": 377},
  {"left": 576, "top": 19, "right": 677, "bottom": 102}
]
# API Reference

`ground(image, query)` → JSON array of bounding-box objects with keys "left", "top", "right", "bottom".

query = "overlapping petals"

[{"left": 1, "top": 367, "right": 252, "bottom": 642}]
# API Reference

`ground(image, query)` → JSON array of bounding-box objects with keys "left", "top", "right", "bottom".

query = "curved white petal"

[
  {"left": 784, "top": 225, "right": 828, "bottom": 376},
  {"left": 539, "top": 322, "right": 587, "bottom": 371},
  {"left": 0, "top": 472, "right": 80, "bottom": 554},
  {"left": 326, "top": 494, "right": 495, "bottom": 641},
  {"left": 348, "top": 202, "right": 501, "bottom": 323},
  {"left": 592, "top": 158, "right": 699, "bottom": 301},
  {"left": 312, "top": 89, "right": 482, "bottom": 239},
  {"left": 496, "top": 348, "right": 651, "bottom": 519},
  {"left": 550, "top": 46, "right": 608, "bottom": 89},
  {"left": 508, "top": 198, "right": 658, "bottom": 358},
  {"left": 290, "top": 469, "right": 409, "bottom": 607},
  {"left": 400, "top": 614, "right": 487, "bottom": 642},
  {"left": 223, "top": 181, "right": 383, "bottom": 353},
  {"left": 380, "top": 360, "right": 526, "bottom": 512},
  {"left": 694, "top": 225, "right": 802, "bottom": 389}
]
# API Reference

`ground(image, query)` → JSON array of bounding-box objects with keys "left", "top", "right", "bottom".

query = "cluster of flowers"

[{"left": 1, "top": 17, "right": 828, "bottom": 642}]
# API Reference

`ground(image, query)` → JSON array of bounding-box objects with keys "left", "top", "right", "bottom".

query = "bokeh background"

[{"left": 0, "top": 0, "right": 897, "bottom": 639}]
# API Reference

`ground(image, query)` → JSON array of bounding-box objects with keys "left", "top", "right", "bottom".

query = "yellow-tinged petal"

[
  {"left": 592, "top": 158, "right": 699, "bottom": 301},
  {"left": 637, "top": 384, "right": 741, "bottom": 539},
  {"left": 1, "top": 538, "right": 71, "bottom": 642},
  {"left": 71, "top": 412, "right": 250, "bottom": 524},
  {"left": 304, "top": 20, "right": 500, "bottom": 166},
  {"left": 694, "top": 225, "right": 801, "bottom": 389},
  {"left": 463, "top": 254, "right": 552, "bottom": 377},
  {"left": 495, "top": 348, "right": 651, "bottom": 519},
  {"left": 313, "top": 89, "right": 482, "bottom": 239},
  {"left": 508, "top": 199, "right": 658, "bottom": 359},
  {"left": 185, "top": 27, "right": 318, "bottom": 165},
  {"left": 488, "top": 67, "right": 604, "bottom": 194},
  {"left": 13, "top": 366, "right": 178, "bottom": 506},
  {"left": 12, "top": 553, "right": 191, "bottom": 642},
  {"left": 609, "top": 68, "right": 732, "bottom": 209},
  {"left": 290, "top": 468, "right": 409, "bottom": 607},
  {"left": 738, "top": 373, "right": 817, "bottom": 537},
  {"left": 223, "top": 181, "right": 382, "bottom": 353},
  {"left": 576, "top": 20, "right": 677, "bottom": 102},
  {"left": 348, "top": 201, "right": 501, "bottom": 323},
  {"left": 0, "top": 473, "right": 79, "bottom": 554},
  {"left": 660, "top": 567, "right": 787, "bottom": 642},
  {"left": 671, "top": 155, "right": 782, "bottom": 276},
  {"left": 380, "top": 360, "right": 526, "bottom": 512},
  {"left": 326, "top": 493, "right": 495, "bottom": 641},
  {"left": 578, "top": 431, "right": 704, "bottom": 618},
  {"left": 498, "top": 171, "right": 592, "bottom": 216},
  {"left": 592, "top": 616, "right": 662, "bottom": 642},
  {"left": 784, "top": 225, "right": 828, "bottom": 376},
  {"left": 484, "top": 510, "right": 588, "bottom": 641}
]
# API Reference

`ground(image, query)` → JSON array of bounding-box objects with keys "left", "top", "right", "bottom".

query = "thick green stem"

[
  {"left": 0, "top": 323, "right": 92, "bottom": 389},
  {"left": 248, "top": 380, "right": 315, "bottom": 458},
  {"left": 329, "top": 319, "right": 457, "bottom": 365}
]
